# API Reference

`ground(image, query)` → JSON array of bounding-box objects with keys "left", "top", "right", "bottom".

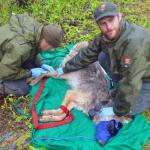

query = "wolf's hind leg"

[
  {"left": 40, "top": 90, "right": 76, "bottom": 121},
  {"left": 41, "top": 90, "right": 75, "bottom": 115},
  {"left": 40, "top": 112, "right": 67, "bottom": 122},
  {"left": 42, "top": 108, "right": 64, "bottom": 116}
]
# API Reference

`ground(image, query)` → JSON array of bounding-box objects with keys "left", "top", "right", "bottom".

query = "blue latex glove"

[
  {"left": 95, "top": 120, "right": 123, "bottom": 145},
  {"left": 41, "top": 64, "right": 55, "bottom": 72},
  {"left": 31, "top": 68, "right": 47, "bottom": 78},
  {"left": 56, "top": 67, "right": 64, "bottom": 77}
]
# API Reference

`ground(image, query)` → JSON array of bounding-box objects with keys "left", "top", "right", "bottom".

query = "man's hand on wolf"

[
  {"left": 28, "top": 65, "right": 64, "bottom": 85},
  {"left": 41, "top": 64, "right": 55, "bottom": 72},
  {"left": 41, "top": 64, "right": 64, "bottom": 77},
  {"left": 31, "top": 64, "right": 55, "bottom": 78},
  {"left": 56, "top": 67, "right": 64, "bottom": 77},
  {"left": 31, "top": 68, "right": 48, "bottom": 78},
  {"left": 28, "top": 65, "right": 57, "bottom": 85},
  {"left": 40, "top": 64, "right": 64, "bottom": 77}
]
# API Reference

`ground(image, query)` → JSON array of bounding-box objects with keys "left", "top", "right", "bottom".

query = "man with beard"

[{"left": 55, "top": 2, "right": 150, "bottom": 144}]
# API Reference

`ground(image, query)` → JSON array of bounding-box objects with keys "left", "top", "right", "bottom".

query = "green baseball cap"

[{"left": 93, "top": 2, "right": 118, "bottom": 21}]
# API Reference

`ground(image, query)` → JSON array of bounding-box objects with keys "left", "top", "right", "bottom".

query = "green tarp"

[{"left": 30, "top": 44, "right": 150, "bottom": 150}]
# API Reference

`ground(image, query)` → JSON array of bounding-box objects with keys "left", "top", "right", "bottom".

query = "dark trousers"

[
  {"left": 0, "top": 59, "right": 36, "bottom": 96},
  {"left": 0, "top": 79, "right": 30, "bottom": 96},
  {"left": 98, "top": 52, "right": 150, "bottom": 115},
  {"left": 98, "top": 52, "right": 121, "bottom": 83},
  {"left": 129, "top": 82, "right": 150, "bottom": 115}
]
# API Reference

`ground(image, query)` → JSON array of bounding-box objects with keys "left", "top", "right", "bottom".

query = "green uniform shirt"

[
  {"left": 0, "top": 14, "right": 43, "bottom": 80},
  {"left": 63, "top": 19, "right": 150, "bottom": 116}
]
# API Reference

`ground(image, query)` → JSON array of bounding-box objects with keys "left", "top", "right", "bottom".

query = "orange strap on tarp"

[{"left": 31, "top": 78, "right": 74, "bottom": 130}]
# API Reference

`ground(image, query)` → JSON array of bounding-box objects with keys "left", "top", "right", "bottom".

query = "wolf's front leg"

[{"left": 40, "top": 90, "right": 75, "bottom": 122}]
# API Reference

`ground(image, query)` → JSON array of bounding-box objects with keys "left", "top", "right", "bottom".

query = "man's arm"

[
  {"left": 0, "top": 41, "right": 32, "bottom": 80},
  {"left": 113, "top": 45, "right": 150, "bottom": 116},
  {"left": 63, "top": 36, "right": 102, "bottom": 73}
]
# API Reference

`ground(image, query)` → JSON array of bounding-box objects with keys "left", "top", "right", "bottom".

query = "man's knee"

[
  {"left": 129, "top": 82, "right": 150, "bottom": 115},
  {"left": 3, "top": 79, "right": 30, "bottom": 96}
]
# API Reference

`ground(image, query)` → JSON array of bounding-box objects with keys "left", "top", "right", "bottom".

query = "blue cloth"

[
  {"left": 96, "top": 121, "right": 112, "bottom": 144},
  {"left": 95, "top": 120, "right": 123, "bottom": 145}
]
